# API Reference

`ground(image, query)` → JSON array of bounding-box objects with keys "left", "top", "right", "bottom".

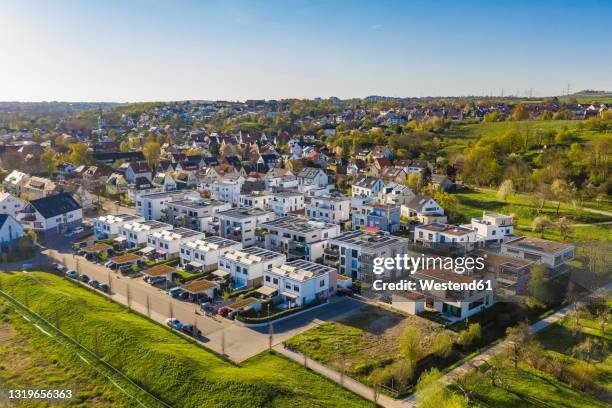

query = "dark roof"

[
  {"left": 93, "top": 151, "right": 145, "bottom": 162},
  {"left": 354, "top": 176, "right": 382, "bottom": 189},
  {"left": 201, "top": 157, "right": 219, "bottom": 166},
  {"left": 29, "top": 192, "right": 81, "bottom": 219}
]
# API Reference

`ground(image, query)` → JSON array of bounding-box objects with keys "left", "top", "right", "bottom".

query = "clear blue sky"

[{"left": 2, "top": 0, "right": 611, "bottom": 102}]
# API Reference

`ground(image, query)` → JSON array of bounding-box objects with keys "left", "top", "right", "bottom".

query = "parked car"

[
  {"left": 165, "top": 318, "right": 182, "bottom": 330},
  {"left": 168, "top": 288, "right": 183, "bottom": 298},
  {"left": 119, "top": 264, "right": 133, "bottom": 273},
  {"left": 80, "top": 274, "right": 90, "bottom": 283},
  {"left": 63, "top": 229, "right": 75, "bottom": 237},
  {"left": 89, "top": 280, "right": 100, "bottom": 289},
  {"left": 99, "top": 283, "right": 110, "bottom": 293},
  {"left": 65, "top": 270, "right": 78, "bottom": 279},
  {"left": 72, "top": 227, "right": 84, "bottom": 235},
  {"left": 53, "top": 263, "right": 66, "bottom": 272},
  {"left": 180, "top": 324, "right": 202, "bottom": 338}
]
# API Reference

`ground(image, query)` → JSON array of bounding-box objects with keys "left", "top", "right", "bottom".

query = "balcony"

[{"left": 288, "top": 242, "right": 307, "bottom": 260}]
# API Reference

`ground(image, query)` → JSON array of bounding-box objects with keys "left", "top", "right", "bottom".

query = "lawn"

[
  {"left": 453, "top": 188, "right": 611, "bottom": 228},
  {"left": 0, "top": 310, "right": 132, "bottom": 407},
  {"left": 0, "top": 271, "right": 371, "bottom": 408}
]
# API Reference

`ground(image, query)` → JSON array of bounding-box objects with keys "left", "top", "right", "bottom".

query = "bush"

[
  {"left": 457, "top": 323, "right": 481, "bottom": 349},
  {"left": 432, "top": 332, "right": 453, "bottom": 358}
]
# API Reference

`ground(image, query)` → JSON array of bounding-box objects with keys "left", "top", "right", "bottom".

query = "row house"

[
  {"left": 266, "top": 191, "right": 305, "bottom": 216},
  {"left": 219, "top": 246, "right": 286, "bottom": 289},
  {"left": 262, "top": 260, "right": 334, "bottom": 307},
  {"left": 118, "top": 220, "right": 173, "bottom": 249},
  {"left": 93, "top": 213, "right": 144, "bottom": 240},
  {"left": 137, "top": 190, "right": 191, "bottom": 221},
  {"left": 179, "top": 236, "right": 242, "bottom": 271},
  {"left": 146, "top": 227, "right": 204, "bottom": 259},
  {"left": 165, "top": 197, "right": 230, "bottom": 232}
]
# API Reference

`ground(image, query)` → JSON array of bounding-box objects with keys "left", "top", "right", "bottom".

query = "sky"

[{"left": 1, "top": 0, "right": 611, "bottom": 102}]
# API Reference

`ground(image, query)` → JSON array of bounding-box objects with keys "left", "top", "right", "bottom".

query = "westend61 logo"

[{"left": 371, "top": 254, "right": 494, "bottom": 292}]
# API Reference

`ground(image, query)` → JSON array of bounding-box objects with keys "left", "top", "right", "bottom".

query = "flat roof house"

[
  {"left": 258, "top": 216, "right": 340, "bottom": 262},
  {"left": 165, "top": 197, "right": 231, "bottom": 232},
  {"left": 326, "top": 230, "right": 409, "bottom": 281},
  {"left": 267, "top": 191, "right": 305, "bottom": 217},
  {"left": 414, "top": 222, "right": 478, "bottom": 250},
  {"left": 501, "top": 236, "right": 575, "bottom": 277},
  {"left": 137, "top": 190, "right": 191, "bottom": 221},
  {"left": 262, "top": 259, "right": 334, "bottom": 307},
  {"left": 18, "top": 192, "right": 82, "bottom": 234},
  {"left": 93, "top": 213, "right": 144, "bottom": 240},
  {"left": 179, "top": 236, "right": 242, "bottom": 272},
  {"left": 118, "top": 220, "right": 173, "bottom": 249},
  {"left": 216, "top": 207, "right": 276, "bottom": 247},
  {"left": 305, "top": 195, "right": 350, "bottom": 224},
  {"left": 474, "top": 249, "right": 533, "bottom": 296},
  {"left": 239, "top": 192, "right": 273, "bottom": 210},
  {"left": 146, "top": 227, "right": 205, "bottom": 259},
  {"left": 468, "top": 213, "right": 514, "bottom": 244},
  {"left": 219, "top": 246, "right": 286, "bottom": 289}
]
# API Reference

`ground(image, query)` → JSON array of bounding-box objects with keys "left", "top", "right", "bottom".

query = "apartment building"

[
  {"left": 352, "top": 176, "right": 384, "bottom": 198},
  {"left": 468, "top": 213, "right": 514, "bottom": 244},
  {"left": 305, "top": 195, "right": 350, "bottom": 224},
  {"left": 262, "top": 259, "right": 334, "bottom": 307},
  {"left": 266, "top": 191, "right": 305, "bottom": 216},
  {"left": 239, "top": 192, "right": 273, "bottom": 210},
  {"left": 414, "top": 222, "right": 478, "bottom": 249},
  {"left": 501, "top": 236, "right": 575, "bottom": 276},
  {"left": 215, "top": 207, "right": 276, "bottom": 247},
  {"left": 179, "top": 236, "right": 242, "bottom": 271},
  {"left": 258, "top": 216, "right": 340, "bottom": 262},
  {"left": 138, "top": 190, "right": 190, "bottom": 220},
  {"left": 218, "top": 246, "right": 286, "bottom": 288},
  {"left": 325, "top": 230, "right": 409, "bottom": 281},
  {"left": 93, "top": 213, "right": 144, "bottom": 240},
  {"left": 365, "top": 204, "right": 401, "bottom": 233}
]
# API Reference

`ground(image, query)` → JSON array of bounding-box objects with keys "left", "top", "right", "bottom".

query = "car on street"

[
  {"left": 65, "top": 270, "right": 78, "bottom": 279},
  {"left": 168, "top": 288, "right": 183, "bottom": 298},
  {"left": 53, "top": 263, "right": 66, "bottom": 272},
  {"left": 80, "top": 274, "right": 90, "bottom": 283},
  {"left": 89, "top": 280, "right": 100, "bottom": 289},
  {"left": 99, "top": 283, "right": 110, "bottom": 293},
  {"left": 72, "top": 226, "right": 84, "bottom": 235},
  {"left": 180, "top": 324, "right": 202, "bottom": 338},
  {"left": 165, "top": 318, "right": 183, "bottom": 330}
]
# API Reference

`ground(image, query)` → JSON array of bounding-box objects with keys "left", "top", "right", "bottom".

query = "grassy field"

[
  {"left": 284, "top": 305, "right": 457, "bottom": 394},
  {"left": 0, "top": 271, "right": 371, "bottom": 408},
  {"left": 453, "top": 188, "right": 611, "bottom": 230},
  {"left": 0, "top": 309, "right": 132, "bottom": 407}
]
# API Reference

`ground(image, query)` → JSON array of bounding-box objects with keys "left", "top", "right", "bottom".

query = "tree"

[
  {"left": 40, "top": 149, "right": 57, "bottom": 176},
  {"left": 406, "top": 173, "right": 420, "bottom": 192},
  {"left": 69, "top": 143, "right": 91, "bottom": 165},
  {"left": 557, "top": 217, "right": 572, "bottom": 241},
  {"left": 416, "top": 368, "right": 466, "bottom": 408},
  {"left": 433, "top": 191, "right": 458, "bottom": 214},
  {"left": 496, "top": 179, "right": 514, "bottom": 202},
  {"left": 457, "top": 323, "right": 481, "bottom": 349},
  {"left": 505, "top": 321, "right": 532, "bottom": 369},
  {"left": 550, "top": 179, "right": 573, "bottom": 216},
  {"left": 119, "top": 141, "right": 130, "bottom": 152},
  {"left": 512, "top": 105, "right": 530, "bottom": 121},
  {"left": 142, "top": 141, "right": 161, "bottom": 170},
  {"left": 531, "top": 216, "right": 551, "bottom": 238},
  {"left": 432, "top": 332, "right": 453, "bottom": 358},
  {"left": 528, "top": 264, "right": 549, "bottom": 304},
  {"left": 399, "top": 326, "right": 421, "bottom": 371}
]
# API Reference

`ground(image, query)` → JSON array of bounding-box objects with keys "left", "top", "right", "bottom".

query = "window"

[
  {"left": 293, "top": 285, "right": 299, "bottom": 292},
  {"left": 285, "top": 283, "right": 291, "bottom": 290},
  {"left": 265, "top": 275, "right": 271, "bottom": 282},
  {"left": 273, "top": 278, "right": 278, "bottom": 285},
  {"left": 319, "top": 279, "right": 325, "bottom": 287}
]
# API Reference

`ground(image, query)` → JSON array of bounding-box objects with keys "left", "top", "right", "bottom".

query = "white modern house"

[
  {"left": 209, "top": 177, "right": 244, "bottom": 205},
  {"left": 146, "top": 227, "right": 205, "bottom": 259},
  {"left": 2, "top": 170, "right": 29, "bottom": 195},
  {"left": 93, "top": 213, "right": 144, "bottom": 240},
  {"left": 0, "top": 192, "right": 26, "bottom": 218},
  {"left": 414, "top": 222, "right": 478, "bottom": 248},
  {"left": 468, "top": 213, "right": 514, "bottom": 244},
  {"left": 239, "top": 192, "right": 272, "bottom": 210},
  {"left": 258, "top": 216, "right": 340, "bottom": 262},
  {"left": 165, "top": 197, "right": 231, "bottom": 232},
  {"left": 219, "top": 246, "right": 286, "bottom": 288},
  {"left": 17, "top": 192, "right": 82, "bottom": 234},
  {"left": 305, "top": 195, "right": 350, "bottom": 224},
  {"left": 402, "top": 194, "right": 445, "bottom": 222},
  {"left": 118, "top": 220, "right": 173, "bottom": 249},
  {"left": 137, "top": 190, "right": 191, "bottom": 220},
  {"left": 179, "top": 236, "right": 242, "bottom": 271},
  {"left": 262, "top": 259, "right": 334, "bottom": 307},
  {"left": 215, "top": 207, "right": 276, "bottom": 247},
  {"left": 501, "top": 236, "right": 575, "bottom": 275},
  {"left": 266, "top": 191, "right": 305, "bottom": 216},
  {"left": 297, "top": 167, "right": 328, "bottom": 192}
]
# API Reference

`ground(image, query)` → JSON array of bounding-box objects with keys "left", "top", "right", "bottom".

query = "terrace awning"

[
  {"left": 139, "top": 246, "right": 155, "bottom": 254},
  {"left": 281, "top": 291, "right": 298, "bottom": 300},
  {"left": 156, "top": 249, "right": 167, "bottom": 255},
  {"left": 188, "top": 261, "right": 204, "bottom": 268},
  {"left": 114, "top": 236, "right": 127, "bottom": 242},
  {"left": 256, "top": 286, "right": 278, "bottom": 297}
]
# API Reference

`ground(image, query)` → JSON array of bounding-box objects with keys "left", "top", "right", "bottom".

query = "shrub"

[{"left": 432, "top": 332, "right": 453, "bottom": 358}]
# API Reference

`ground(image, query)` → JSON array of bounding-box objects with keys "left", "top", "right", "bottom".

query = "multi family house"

[
  {"left": 165, "top": 197, "right": 231, "bottom": 232},
  {"left": 137, "top": 190, "right": 190, "bottom": 221},
  {"left": 21, "top": 176, "right": 57, "bottom": 199},
  {"left": 325, "top": 230, "right": 409, "bottom": 281},
  {"left": 179, "top": 236, "right": 242, "bottom": 271},
  {"left": 402, "top": 194, "right": 446, "bottom": 223},
  {"left": 2, "top": 170, "right": 29, "bottom": 195},
  {"left": 257, "top": 216, "right": 340, "bottom": 262},
  {"left": 239, "top": 192, "right": 273, "bottom": 210},
  {"left": 305, "top": 195, "right": 350, "bottom": 224},
  {"left": 266, "top": 191, "right": 305, "bottom": 216},
  {"left": 297, "top": 167, "right": 328, "bottom": 192},
  {"left": 501, "top": 236, "right": 575, "bottom": 278},
  {"left": 215, "top": 207, "right": 276, "bottom": 247},
  {"left": 0, "top": 192, "right": 26, "bottom": 218},
  {"left": 377, "top": 182, "right": 415, "bottom": 206},
  {"left": 264, "top": 168, "right": 298, "bottom": 189},
  {"left": 414, "top": 222, "right": 478, "bottom": 250},
  {"left": 145, "top": 227, "right": 205, "bottom": 259},
  {"left": 218, "top": 246, "right": 286, "bottom": 289},
  {"left": 352, "top": 176, "right": 384, "bottom": 198},
  {"left": 467, "top": 213, "right": 514, "bottom": 244}
]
